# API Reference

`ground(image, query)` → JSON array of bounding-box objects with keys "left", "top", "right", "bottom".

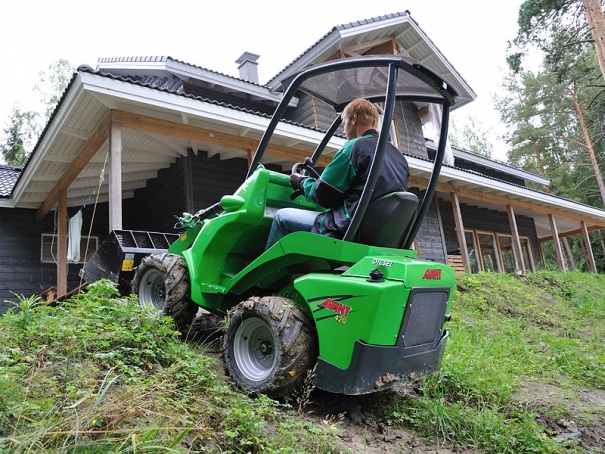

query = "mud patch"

[
  {"left": 515, "top": 381, "right": 605, "bottom": 451},
  {"left": 299, "top": 390, "right": 476, "bottom": 454}
]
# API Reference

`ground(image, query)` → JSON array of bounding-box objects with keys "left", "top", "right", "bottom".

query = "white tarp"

[{"left": 67, "top": 210, "right": 83, "bottom": 263}]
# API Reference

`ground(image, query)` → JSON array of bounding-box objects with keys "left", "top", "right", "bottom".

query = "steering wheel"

[{"left": 292, "top": 157, "right": 321, "bottom": 179}]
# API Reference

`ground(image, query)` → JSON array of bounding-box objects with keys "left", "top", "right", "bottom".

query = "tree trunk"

[
  {"left": 598, "top": 229, "right": 605, "bottom": 257},
  {"left": 570, "top": 81, "right": 605, "bottom": 205},
  {"left": 582, "top": 0, "right": 605, "bottom": 82},
  {"left": 563, "top": 237, "right": 577, "bottom": 270},
  {"left": 535, "top": 150, "right": 551, "bottom": 194}
]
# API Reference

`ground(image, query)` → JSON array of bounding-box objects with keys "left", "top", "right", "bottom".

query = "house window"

[
  {"left": 520, "top": 237, "right": 536, "bottom": 272},
  {"left": 41, "top": 234, "right": 99, "bottom": 264},
  {"left": 464, "top": 230, "right": 480, "bottom": 273},
  {"left": 477, "top": 232, "right": 501, "bottom": 272},
  {"left": 497, "top": 235, "right": 516, "bottom": 273},
  {"left": 496, "top": 234, "right": 535, "bottom": 273}
]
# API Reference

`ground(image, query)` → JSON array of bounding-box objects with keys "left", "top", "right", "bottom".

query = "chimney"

[{"left": 235, "top": 52, "right": 260, "bottom": 84}]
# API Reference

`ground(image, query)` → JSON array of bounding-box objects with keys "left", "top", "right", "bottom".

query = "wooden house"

[{"left": 2, "top": 11, "right": 605, "bottom": 310}]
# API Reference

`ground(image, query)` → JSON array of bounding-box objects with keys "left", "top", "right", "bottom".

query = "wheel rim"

[
  {"left": 233, "top": 317, "right": 276, "bottom": 382},
  {"left": 138, "top": 268, "right": 166, "bottom": 314}
]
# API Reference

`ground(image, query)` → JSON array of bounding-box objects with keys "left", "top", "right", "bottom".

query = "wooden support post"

[
  {"left": 311, "top": 96, "right": 319, "bottom": 129},
  {"left": 548, "top": 214, "right": 567, "bottom": 271},
  {"left": 109, "top": 121, "right": 122, "bottom": 231},
  {"left": 506, "top": 205, "right": 525, "bottom": 274},
  {"left": 581, "top": 221, "right": 597, "bottom": 272},
  {"left": 450, "top": 192, "right": 471, "bottom": 273},
  {"left": 57, "top": 188, "right": 68, "bottom": 296},
  {"left": 183, "top": 149, "right": 195, "bottom": 214},
  {"left": 434, "top": 198, "right": 449, "bottom": 264}
]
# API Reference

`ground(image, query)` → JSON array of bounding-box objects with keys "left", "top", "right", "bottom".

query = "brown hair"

[{"left": 342, "top": 98, "right": 378, "bottom": 127}]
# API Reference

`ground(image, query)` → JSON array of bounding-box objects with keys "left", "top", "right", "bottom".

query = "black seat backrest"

[{"left": 358, "top": 191, "right": 419, "bottom": 248}]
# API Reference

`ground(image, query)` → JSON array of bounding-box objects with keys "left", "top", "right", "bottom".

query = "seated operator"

[{"left": 264, "top": 98, "right": 410, "bottom": 250}]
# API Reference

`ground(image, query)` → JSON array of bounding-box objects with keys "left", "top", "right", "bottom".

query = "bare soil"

[
  {"left": 296, "top": 380, "right": 605, "bottom": 453},
  {"left": 190, "top": 313, "right": 605, "bottom": 453},
  {"left": 514, "top": 381, "right": 605, "bottom": 452},
  {"left": 300, "top": 389, "right": 475, "bottom": 454}
]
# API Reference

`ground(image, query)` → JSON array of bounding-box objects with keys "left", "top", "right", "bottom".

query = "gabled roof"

[
  {"left": 266, "top": 11, "right": 476, "bottom": 109},
  {"left": 0, "top": 165, "right": 21, "bottom": 198},
  {"left": 96, "top": 56, "right": 293, "bottom": 106}
]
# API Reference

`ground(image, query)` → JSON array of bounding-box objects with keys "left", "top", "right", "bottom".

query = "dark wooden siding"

[
  {"left": 410, "top": 190, "right": 447, "bottom": 264},
  {"left": 0, "top": 205, "right": 111, "bottom": 311},
  {"left": 130, "top": 159, "right": 187, "bottom": 232},
  {"left": 128, "top": 152, "right": 279, "bottom": 232},
  {"left": 393, "top": 102, "right": 427, "bottom": 159},
  {"left": 286, "top": 93, "right": 336, "bottom": 130},
  {"left": 286, "top": 97, "right": 427, "bottom": 160},
  {"left": 437, "top": 198, "right": 543, "bottom": 267},
  {"left": 190, "top": 152, "right": 249, "bottom": 209}
]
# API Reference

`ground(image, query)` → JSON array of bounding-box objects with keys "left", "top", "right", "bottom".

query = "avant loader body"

[{"left": 131, "top": 55, "right": 458, "bottom": 397}]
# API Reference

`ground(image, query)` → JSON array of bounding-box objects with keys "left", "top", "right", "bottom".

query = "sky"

[{"left": 0, "top": 0, "right": 528, "bottom": 161}]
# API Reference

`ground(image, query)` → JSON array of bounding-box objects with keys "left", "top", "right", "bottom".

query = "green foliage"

[
  {"left": 517, "top": 0, "right": 573, "bottom": 43},
  {"left": 0, "top": 104, "right": 40, "bottom": 166},
  {"left": 0, "top": 280, "right": 336, "bottom": 452},
  {"left": 497, "top": 41, "right": 605, "bottom": 207},
  {"left": 449, "top": 115, "right": 494, "bottom": 158},
  {"left": 512, "top": 0, "right": 586, "bottom": 71},
  {"left": 2, "top": 274, "right": 604, "bottom": 452},
  {"left": 1, "top": 59, "right": 74, "bottom": 166},
  {"left": 33, "top": 59, "right": 76, "bottom": 122}
]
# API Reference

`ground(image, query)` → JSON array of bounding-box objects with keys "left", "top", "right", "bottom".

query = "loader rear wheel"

[
  {"left": 223, "top": 296, "right": 318, "bottom": 398},
  {"left": 132, "top": 253, "right": 197, "bottom": 332}
]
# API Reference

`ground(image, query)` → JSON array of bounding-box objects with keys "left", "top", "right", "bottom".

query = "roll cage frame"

[{"left": 246, "top": 55, "right": 458, "bottom": 249}]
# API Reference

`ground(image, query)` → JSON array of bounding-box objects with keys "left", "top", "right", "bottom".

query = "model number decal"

[
  {"left": 423, "top": 269, "right": 442, "bottom": 280},
  {"left": 334, "top": 314, "right": 347, "bottom": 325},
  {"left": 319, "top": 298, "right": 351, "bottom": 318},
  {"left": 372, "top": 259, "right": 393, "bottom": 267}
]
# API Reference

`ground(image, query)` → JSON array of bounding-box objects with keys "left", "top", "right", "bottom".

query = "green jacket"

[{"left": 300, "top": 130, "right": 409, "bottom": 239}]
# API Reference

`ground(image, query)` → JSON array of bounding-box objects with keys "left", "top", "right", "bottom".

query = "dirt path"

[{"left": 300, "top": 389, "right": 474, "bottom": 453}]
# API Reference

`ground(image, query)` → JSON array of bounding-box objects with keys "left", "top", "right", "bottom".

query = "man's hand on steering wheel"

[
  {"left": 289, "top": 157, "right": 320, "bottom": 198},
  {"left": 289, "top": 173, "right": 308, "bottom": 191},
  {"left": 291, "top": 157, "right": 321, "bottom": 179}
]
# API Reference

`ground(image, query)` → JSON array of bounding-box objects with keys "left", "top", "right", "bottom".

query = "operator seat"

[{"left": 358, "top": 191, "right": 419, "bottom": 248}]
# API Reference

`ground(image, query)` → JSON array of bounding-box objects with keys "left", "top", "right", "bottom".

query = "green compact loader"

[{"left": 131, "top": 55, "right": 458, "bottom": 397}]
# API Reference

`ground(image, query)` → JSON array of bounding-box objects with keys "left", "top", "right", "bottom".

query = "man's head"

[{"left": 341, "top": 99, "right": 379, "bottom": 140}]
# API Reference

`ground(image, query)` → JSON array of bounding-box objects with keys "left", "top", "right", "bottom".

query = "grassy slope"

[
  {"left": 374, "top": 271, "right": 605, "bottom": 453},
  {"left": 0, "top": 272, "right": 604, "bottom": 453}
]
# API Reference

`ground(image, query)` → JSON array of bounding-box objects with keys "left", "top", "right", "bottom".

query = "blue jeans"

[{"left": 265, "top": 208, "right": 321, "bottom": 250}]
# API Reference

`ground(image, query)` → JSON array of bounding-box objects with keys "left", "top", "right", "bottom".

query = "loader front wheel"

[
  {"left": 223, "top": 296, "right": 318, "bottom": 398},
  {"left": 132, "top": 253, "right": 197, "bottom": 332}
]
